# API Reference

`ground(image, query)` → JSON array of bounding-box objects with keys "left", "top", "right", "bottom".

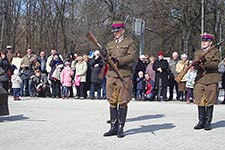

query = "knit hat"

[{"left": 158, "top": 51, "right": 164, "bottom": 56}]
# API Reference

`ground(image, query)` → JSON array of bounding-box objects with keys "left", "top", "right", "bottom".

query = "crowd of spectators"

[{"left": 0, "top": 46, "right": 224, "bottom": 104}]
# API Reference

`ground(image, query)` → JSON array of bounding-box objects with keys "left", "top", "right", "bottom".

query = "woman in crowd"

[
  {"left": 89, "top": 50, "right": 104, "bottom": 99},
  {"left": 49, "top": 53, "right": 64, "bottom": 98},
  {"left": 74, "top": 56, "right": 88, "bottom": 99},
  {"left": 176, "top": 54, "right": 189, "bottom": 101}
]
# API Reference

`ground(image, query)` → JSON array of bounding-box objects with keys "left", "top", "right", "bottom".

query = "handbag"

[{"left": 74, "top": 75, "right": 81, "bottom": 86}]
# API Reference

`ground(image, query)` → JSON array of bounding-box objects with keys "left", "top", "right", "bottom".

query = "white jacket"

[
  {"left": 185, "top": 70, "right": 197, "bottom": 88},
  {"left": 11, "top": 74, "right": 22, "bottom": 88}
]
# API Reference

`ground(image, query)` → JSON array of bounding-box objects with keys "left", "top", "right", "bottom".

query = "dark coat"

[
  {"left": 136, "top": 77, "right": 145, "bottom": 90},
  {"left": 89, "top": 56, "right": 104, "bottom": 84},
  {"left": 133, "top": 58, "right": 148, "bottom": 78},
  {"left": 0, "top": 57, "right": 10, "bottom": 81},
  {"left": 20, "top": 67, "right": 33, "bottom": 80},
  {"left": 37, "top": 56, "right": 47, "bottom": 73},
  {"left": 153, "top": 59, "right": 169, "bottom": 88},
  {"left": 49, "top": 57, "right": 63, "bottom": 81}
]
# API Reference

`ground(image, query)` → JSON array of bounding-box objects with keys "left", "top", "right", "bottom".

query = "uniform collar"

[{"left": 115, "top": 36, "right": 124, "bottom": 44}]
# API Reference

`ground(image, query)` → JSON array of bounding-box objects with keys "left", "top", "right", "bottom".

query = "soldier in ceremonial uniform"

[
  {"left": 193, "top": 33, "right": 220, "bottom": 130},
  {"left": 103, "top": 21, "right": 137, "bottom": 138}
]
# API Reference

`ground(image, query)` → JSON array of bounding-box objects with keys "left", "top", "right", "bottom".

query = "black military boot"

[
  {"left": 117, "top": 107, "right": 127, "bottom": 138},
  {"left": 103, "top": 107, "right": 118, "bottom": 136},
  {"left": 194, "top": 106, "right": 206, "bottom": 130},
  {"left": 204, "top": 105, "right": 214, "bottom": 131}
]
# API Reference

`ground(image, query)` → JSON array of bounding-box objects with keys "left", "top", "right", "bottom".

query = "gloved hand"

[
  {"left": 111, "top": 57, "right": 119, "bottom": 66},
  {"left": 101, "top": 48, "right": 108, "bottom": 58},
  {"left": 199, "top": 56, "right": 206, "bottom": 63}
]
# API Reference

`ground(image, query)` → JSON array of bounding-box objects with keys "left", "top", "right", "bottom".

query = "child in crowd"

[
  {"left": 185, "top": 66, "right": 197, "bottom": 104},
  {"left": 11, "top": 69, "right": 22, "bottom": 100},
  {"left": 144, "top": 73, "right": 155, "bottom": 101},
  {"left": 60, "top": 62, "right": 74, "bottom": 99},
  {"left": 136, "top": 71, "right": 145, "bottom": 100}
]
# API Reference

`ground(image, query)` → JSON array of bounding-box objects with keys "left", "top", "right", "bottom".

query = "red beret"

[
  {"left": 201, "top": 33, "right": 214, "bottom": 40},
  {"left": 158, "top": 51, "right": 164, "bottom": 56}
]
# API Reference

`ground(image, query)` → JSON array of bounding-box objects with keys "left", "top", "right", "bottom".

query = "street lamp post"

[
  {"left": 201, "top": 0, "right": 204, "bottom": 35},
  {"left": 132, "top": 18, "right": 145, "bottom": 55}
]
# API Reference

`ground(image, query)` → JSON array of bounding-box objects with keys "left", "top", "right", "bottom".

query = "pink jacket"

[{"left": 60, "top": 67, "right": 74, "bottom": 87}]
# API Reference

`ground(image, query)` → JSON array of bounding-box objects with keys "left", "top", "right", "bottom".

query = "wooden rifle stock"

[
  {"left": 86, "top": 31, "right": 129, "bottom": 89},
  {"left": 175, "top": 65, "right": 192, "bottom": 83},
  {"left": 175, "top": 39, "right": 225, "bottom": 83}
]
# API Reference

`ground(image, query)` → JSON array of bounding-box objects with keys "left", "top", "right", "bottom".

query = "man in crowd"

[
  {"left": 168, "top": 52, "right": 179, "bottom": 101},
  {"left": 6, "top": 45, "right": 14, "bottom": 63}
]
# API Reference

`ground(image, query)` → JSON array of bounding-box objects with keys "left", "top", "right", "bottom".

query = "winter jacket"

[
  {"left": 75, "top": 61, "right": 88, "bottom": 82},
  {"left": 20, "top": 67, "right": 33, "bottom": 80},
  {"left": 0, "top": 57, "right": 10, "bottom": 82},
  {"left": 136, "top": 77, "right": 145, "bottom": 90},
  {"left": 145, "top": 63, "right": 156, "bottom": 82},
  {"left": 176, "top": 60, "right": 189, "bottom": 82},
  {"left": 60, "top": 67, "right": 74, "bottom": 87},
  {"left": 185, "top": 69, "right": 197, "bottom": 88},
  {"left": 153, "top": 59, "right": 169, "bottom": 88},
  {"left": 11, "top": 74, "right": 22, "bottom": 88},
  {"left": 145, "top": 79, "right": 155, "bottom": 95},
  {"left": 89, "top": 56, "right": 104, "bottom": 83},
  {"left": 49, "top": 58, "right": 64, "bottom": 81}
]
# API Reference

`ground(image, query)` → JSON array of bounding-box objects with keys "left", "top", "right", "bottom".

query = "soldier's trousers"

[
  {"left": 106, "top": 76, "right": 132, "bottom": 107},
  {"left": 194, "top": 83, "right": 218, "bottom": 106}
]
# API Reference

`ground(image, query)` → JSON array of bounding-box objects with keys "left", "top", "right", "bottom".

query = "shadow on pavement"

[
  {"left": 0, "top": 114, "right": 47, "bottom": 123},
  {"left": 0, "top": 114, "right": 29, "bottom": 122},
  {"left": 212, "top": 120, "right": 225, "bottom": 129},
  {"left": 125, "top": 123, "right": 176, "bottom": 136},
  {"left": 127, "top": 114, "right": 164, "bottom": 122}
]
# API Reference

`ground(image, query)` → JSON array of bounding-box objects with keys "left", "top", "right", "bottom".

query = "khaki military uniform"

[
  {"left": 193, "top": 47, "right": 220, "bottom": 106},
  {"left": 106, "top": 37, "right": 137, "bottom": 107}
]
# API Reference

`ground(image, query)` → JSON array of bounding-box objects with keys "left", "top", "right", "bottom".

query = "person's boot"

[
  {"left": 194, "top": 106, "right": 206, "bottom": 130},
  {"left": 103, "top": 107, "right": 118, "bottom": 136},
  {"left": 186, "top": 97, "right": 190, "bottom": 104},
  {"left": 117, "top": 107, "right": 127, "bottom": 138},
  {"left": 204, "top": 105, "right": 213, "bottom": 131}
]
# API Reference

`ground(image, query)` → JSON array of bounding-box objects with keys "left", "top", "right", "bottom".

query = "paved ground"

[{"left": 0, "top": 96, "right": 225, "bottom": 150}]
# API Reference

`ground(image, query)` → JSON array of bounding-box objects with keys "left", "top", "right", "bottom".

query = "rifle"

[
  {"left": 86, "top": 31, "right": 129, "bottom": 89},
  {"left": 175, "top": 39, "right": 225, "bottom": 83}
]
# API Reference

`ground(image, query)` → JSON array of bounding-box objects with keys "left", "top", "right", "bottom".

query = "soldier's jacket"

[
  {"left": 106, "top": 37, "right": 138, "bottom": 77},
  {"left": 194, "top": 47, "right": 220, "bottom": 84}
]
